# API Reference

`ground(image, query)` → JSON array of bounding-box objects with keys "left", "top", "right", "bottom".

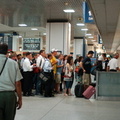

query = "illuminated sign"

[
  {"left": 23, "top": 38, "right": 40, "bottom": 51},
  {"left": 83, "top": 2, "right": 94, "bottom": 23}
]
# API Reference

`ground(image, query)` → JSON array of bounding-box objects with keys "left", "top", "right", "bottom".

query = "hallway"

[{"left": 15, "top": 94, "right": 120, "bottom": 120}]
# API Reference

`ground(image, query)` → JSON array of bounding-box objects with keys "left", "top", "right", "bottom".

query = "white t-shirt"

[{"left": 107, "top": 58, "right": 119, "bottom": 70}]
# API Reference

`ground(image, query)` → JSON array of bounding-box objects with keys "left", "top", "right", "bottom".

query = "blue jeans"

[{"left": 35, "top": 74, "right": 42, "bottom": 95}]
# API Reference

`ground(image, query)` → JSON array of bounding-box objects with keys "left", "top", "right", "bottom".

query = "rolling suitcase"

[
  {"left": 74, "top": 83, "right": 84, "bottom": 97},
  {"left": 83, "top": 86, "right": 96, "bottom": 99}
]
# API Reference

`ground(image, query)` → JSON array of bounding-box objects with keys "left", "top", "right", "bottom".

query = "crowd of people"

[
  {"left": 7, "top": 48, "right": 76, "bottom": 97},
  {"left": 6, "top": 48, "right": 120, "bottom": 97},
  {"left": 1, "top": 43, "right": 120, "bottom": 120}
]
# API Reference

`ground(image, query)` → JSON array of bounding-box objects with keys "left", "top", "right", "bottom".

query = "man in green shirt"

[{"left": 0, "top": 43, "right": 23, "bottom": 120}]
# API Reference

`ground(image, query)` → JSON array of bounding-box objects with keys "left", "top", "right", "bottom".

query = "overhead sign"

[
  {"left": 83, "top": 2, "right": 94, "bottom": 23},
  {"left": 98, "top": 35, "right": 103, "bottom": 44},
  {"left": 23, "top": 38, "right": 40, "bottom": 51}
]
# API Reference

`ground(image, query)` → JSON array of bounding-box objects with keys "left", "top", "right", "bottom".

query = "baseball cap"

[{"left": 51, "top": 48, "right": 58, "bottom": 52}]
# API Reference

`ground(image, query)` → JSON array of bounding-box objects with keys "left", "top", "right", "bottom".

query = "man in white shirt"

[
  {"left": 36, "top": 50, "right": 46, "bottom": 70},
  {"left": 36, "top": 50, "right": 46, "bottom": 95},
  {"left": 107, "top": 53, "right": 119, "bottom": 72},
  {"left": 23, "top": 52, "right": 36, "bottom": 96}
]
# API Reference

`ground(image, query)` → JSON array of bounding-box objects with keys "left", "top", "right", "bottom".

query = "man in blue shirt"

[
  {"left": 43, "top": 53, "right": 53, "bottom": 97},
  {"left": 81, "top": 51, "right": 94, "bottom": 90},
  {"left": 55, "top": 54, "right": 64, "bottom": 93}
]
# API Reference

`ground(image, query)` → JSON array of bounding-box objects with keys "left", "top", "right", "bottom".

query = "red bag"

[
  {"left": 75, "top": 67, "right": 79, "bottom": 73},
  {"left": 33, "top": 67, "right": 40, "bottom": 73},
  {"left": 83, "top": 86, "right": 96, "bottom": 99}
]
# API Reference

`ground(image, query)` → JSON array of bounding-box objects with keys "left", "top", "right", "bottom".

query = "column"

[
  {"left": 12, "top": 36, "right": 19, "bottom": 51},
  {"left": 73, "top": 37, "right": 86, "bottom": 58},
  {"left": 116, "top": 50, "right": 120, "bottom": 68},
  {"left": 46, "top": 22, "right": 71, "bottom": 54}
]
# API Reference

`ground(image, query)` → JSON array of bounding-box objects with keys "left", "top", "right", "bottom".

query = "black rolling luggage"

[{"left": 74, "top": 83, "right": 84, "bottom": 97}]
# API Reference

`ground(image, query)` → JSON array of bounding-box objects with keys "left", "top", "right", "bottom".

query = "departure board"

[{"left": 23, "top": 38, "right": 40, "bottom": 51}]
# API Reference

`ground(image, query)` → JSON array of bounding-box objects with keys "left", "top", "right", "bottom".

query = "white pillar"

[
  {"left": 12, "top": 36, "right": 19, "bottom": 51},
  {"left": 116, "top": 50, "right": 120, "bottom": 68},
  {"left": 73, "top": 37, "right": 86, "bottom": 58},
  {"left": 46, "top": 22, "right": 71, "bottom": 54}
]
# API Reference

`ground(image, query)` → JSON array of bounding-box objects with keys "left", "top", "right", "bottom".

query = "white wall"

[
  {"left": 46, "top": 22, "right": 71, "bottom": 54},
  {"left": 73, "top": 39, "right": 83, "bottom": 58},
  {"left": 12, "top": 36, "right": 19, "bottom": 51}
]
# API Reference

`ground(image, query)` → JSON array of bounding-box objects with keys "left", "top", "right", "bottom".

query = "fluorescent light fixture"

[
  {"left": 76, "top": 23, "right": 85, "bottom": 26},
  {"left": 86, "top": 34, "right": 92, "bottom": 36},
  {"left": 18, "top": 24, "right": 27, "bottom": 27},
  {"left": 63, "top": 9, "right": 75, "bottom": 13},
  {"left": 81, "top": 28, "right": 88, "bottom": 31},
  {"left": 19, "top": 36, "right": 22, "bottom": 38},
  {"left": 19, "top": 48, "right": 22, "bottom": 51},
  {"left": 88, "top": 36, "right": 94, "bottom": 38},
  {"left": 31, "top": 28, "right": 38, "bottom": 30},
  {"left": 91, "top": 40, "right": 96, "bottom": 41},
  {"left": 43, "top": 33, "right": 46, "bottom": 35}
]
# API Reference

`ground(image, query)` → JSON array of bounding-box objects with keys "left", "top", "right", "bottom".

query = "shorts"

[
  {"left": 55, "top": 74, "right": 61, "bottom": 84},
  {"left": 64, "top": 81, "right": 72, "bottom": 89},
  {"left": 82, "top": 73, "right": 91, "bottom": 85}
]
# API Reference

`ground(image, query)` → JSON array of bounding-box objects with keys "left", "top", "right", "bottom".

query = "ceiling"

[
  {"left": 87, "top": 0, "right": 120, "bottom": 53},
  {"left": 0, "top": 0, "right": 98, "bottom": 44}
]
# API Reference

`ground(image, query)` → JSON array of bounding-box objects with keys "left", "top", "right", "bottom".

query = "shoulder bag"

[{"left": 0, "top": 57, "right": 8, "bottom": 76}]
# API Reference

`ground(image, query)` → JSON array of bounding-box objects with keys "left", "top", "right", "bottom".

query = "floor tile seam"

[{"left": 39, "top": 96, "right": 66, "bottom": 120}]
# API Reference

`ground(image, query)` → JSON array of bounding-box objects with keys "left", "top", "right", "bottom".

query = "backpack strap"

[{"left": 0, "top": 57, "right": 8, "bottom": 76}]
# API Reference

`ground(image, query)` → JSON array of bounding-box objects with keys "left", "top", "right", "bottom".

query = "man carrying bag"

[
  {"left": 0, "top": 43, "right": 23, "bottom": 120},
  {"left": 42, "top": 53, "right": 53, "bottom": 97}
]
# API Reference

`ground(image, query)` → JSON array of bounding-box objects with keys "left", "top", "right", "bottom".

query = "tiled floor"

[{"left": 15, "top": 93, "right": 120, "bottom": 120}]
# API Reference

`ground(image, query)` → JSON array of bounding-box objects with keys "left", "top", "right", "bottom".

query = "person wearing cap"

[
  {"left": 81, "top": 51, "right": 94, "bottom": 90},
  {"left": 107, "top": 53, "right": 119, "bottom": 72},
  {"left": 51, "top": 48, "right": 58, "bottom": 92},
  {"left": 51, "top": 48, "right": 58, "bottom": 74}
]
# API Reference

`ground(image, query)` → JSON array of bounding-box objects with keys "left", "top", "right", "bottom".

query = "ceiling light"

[
  {"left": 64, "top": 2, "right": 69, "bottom": 6},
  {"left": 76, "top": 23, "right": 85, "bottom": 26},
  {"left": 63, "top": 9, "right": 75, "bottom": 13},
  {"left": 43, "top": 33, "right": 46, "bottom": 35},
  {"left": 88, "top": 36, "right": 94, "bottom": 38},
  {"left": 81, "top": 28, "right": 88, "bottom": 31},
  {"left": 18, "top": 24, "right": 27, "bottom": 27},
  {"left": 31, "top": 28, "right": 38, "bottom": 30},
  {"left": 86, "top": 34, "right": 92, "bottom": 36},
  {"left": 91, "top": 40, "right": 96, "bottom": 41},
  {"left": 19, "top": 36, "right": 22, "bottom": 38}
]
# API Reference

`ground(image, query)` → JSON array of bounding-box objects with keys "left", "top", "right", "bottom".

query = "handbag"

[
  {"left": 39, "top": 72, "right": 50, "bottom": 82},
  {"left": 33, "top": 59, "right": 42, "bottom": 73},
  {"left": 75, "top": 67, "right": 79, "bottom": 73},
  {"left": 33, "top": 67, "right": 40, "bottom": 73},
  {"left": 78, "top": 68, "right": 83, "bottom": 76}
]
